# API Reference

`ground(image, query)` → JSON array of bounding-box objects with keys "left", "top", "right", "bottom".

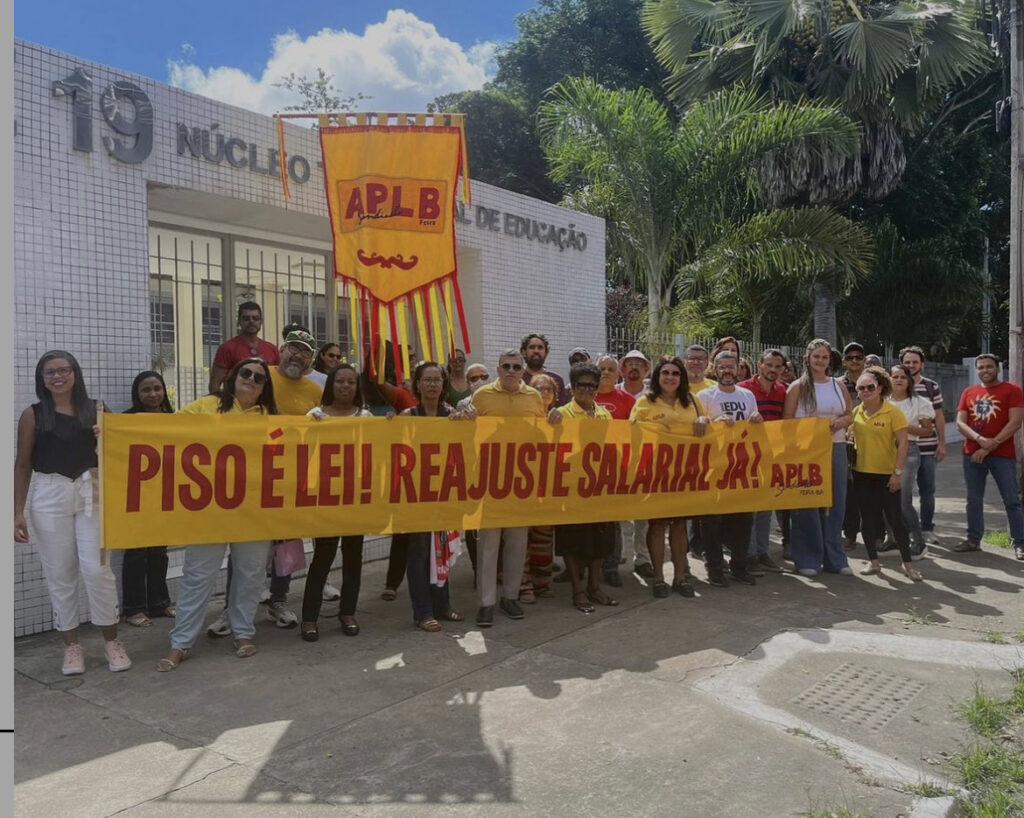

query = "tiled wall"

[{"left": 14, "top": 40, "right": 606, "bottom": 636}]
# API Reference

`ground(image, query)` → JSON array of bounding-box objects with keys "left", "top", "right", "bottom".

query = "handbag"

[{"left": 273, "top": 538, "right": 307, "bottom": 575}]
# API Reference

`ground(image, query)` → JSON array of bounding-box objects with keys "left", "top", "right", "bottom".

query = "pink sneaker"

[
  {"left": 104, "top": 639, "right": 132, "bottom": 672},
  {"left": 62, "top": 643, "right": 85, "bottom": 676}
]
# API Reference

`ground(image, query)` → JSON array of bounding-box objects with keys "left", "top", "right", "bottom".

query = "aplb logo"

[{"left": 337, "top": 175, "right": 447, "bottom": 234}]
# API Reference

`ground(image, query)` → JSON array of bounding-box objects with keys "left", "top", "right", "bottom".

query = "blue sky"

[{"left": 16, "top": 2, "right": 539, "bottom": 111}]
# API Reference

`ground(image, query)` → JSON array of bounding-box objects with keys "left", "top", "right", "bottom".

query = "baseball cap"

[
  {"left": 842, "top": 342, "right": 864, "bottom": 357},
  {"left": 283, "top": 329, "right": 316, "bottom": 352},
  {"left": 569, "top": 347, "right": 591, "bottom": 361}
]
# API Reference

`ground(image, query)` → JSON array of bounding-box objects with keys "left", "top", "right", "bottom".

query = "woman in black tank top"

[{"left": 13, "top": 351, "right": 132, "bottom": 676}]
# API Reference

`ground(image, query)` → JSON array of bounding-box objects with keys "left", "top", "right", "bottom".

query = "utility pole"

[
  {"left": 1011, "top": 0, "right": 1023, "bottom": 390},
  {"left": 983, "top": 236, "right": 991, "bottom": 352}
]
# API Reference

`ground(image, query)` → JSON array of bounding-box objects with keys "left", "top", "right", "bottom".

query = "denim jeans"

[
  {"left": 963, "top": 454, "right": 1024, "bottom": 545},
  {"left": 749, "top": 511, "right": 772, "bottom": 558},
  {"left": 406, "top": 532, "right": 451, "bottom": 621},
  {"left": 171, "top": 541, "right": 270, "bottom": 648},
  {"left": 698, "top": 513, "right": 751, "bottom": 576},
  {"left": 790, "top": 442, "right": 849, "bottom": 573},
  {"left": 385, "top": 533, "right": 410, "bottom": 591},
  {"left": 122, "top": 546, "right": 171, "bottom": 617},
  {"left": 901, "top": 443, "right": 925, "bottom": 547},
  {"left": 916, "top": 454, "right": 937, "bottom": 531}
]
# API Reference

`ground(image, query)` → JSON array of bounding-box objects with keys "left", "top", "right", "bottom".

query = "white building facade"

[{"left": 14, "top": 40, "right": 606, "bottom": 636}]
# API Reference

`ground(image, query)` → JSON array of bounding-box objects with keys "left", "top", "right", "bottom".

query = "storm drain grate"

[{"left": 792, "top": 663, "right": 926, "bottom": 731}]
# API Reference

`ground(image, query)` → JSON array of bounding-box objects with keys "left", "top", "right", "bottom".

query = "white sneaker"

[
  {"left": 837, "top": 566, "right": 854, "bottom": 576},
  {"left": 207, "top": 610, "right": 232, "bottom": 638},
  {"left": 798, "top": 568, "right": 819, "bottom": 577},
  {"left": 62, "top": 643, "right": 85, "bottom": 675},
  {"left": 259, "top": 589, "right": 272, "bottom": 604},
  {"left": 322, "top": 583, "right": 341, "bottom": 602},
  {"left": 104, "top": 639, "right": 132, "bottom": 672},
  {"left": 267, "top": 601, "right": 298, "bottom": 629}
]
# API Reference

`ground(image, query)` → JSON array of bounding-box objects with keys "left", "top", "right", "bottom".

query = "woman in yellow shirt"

[
  {"left": 851, "top": 367, "right": 920, "bottom": 581},
  {"left": 157, "top": 358, "right": 279, "bottom": 671},
  {"left": 629, "top": 355, "right": 709, "bottom": 598}
]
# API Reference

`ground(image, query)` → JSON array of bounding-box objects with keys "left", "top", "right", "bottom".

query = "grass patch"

[
  {"left": 984, "top": 631, "right": 1008, "bottom": 645},
  {"left": 983, "top": 530, "right": 1012, "bottom": 548},
  {"left": 1016, "top": 631, "right": 1024, "bottom": 644},
  {"left": 903, "top": 780, "right": 956, "bottom": 797},
  {"left": 948, "top": 668, "right": 1024, "bottom": 817},
  {"left": 956, "top": 683, "right": 1010, "bottom": 737},
  {"left": 905, "top": 607, "right": 933, "bottom": 626}
]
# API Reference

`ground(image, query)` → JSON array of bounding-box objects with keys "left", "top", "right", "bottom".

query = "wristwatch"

[{"left": 893, "top": 468, "right": 903, "bottom": 476}]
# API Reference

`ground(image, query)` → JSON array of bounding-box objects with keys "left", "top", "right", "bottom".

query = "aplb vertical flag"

[{"left": 317, "top": 115, "right": 471, "bottom": 381}]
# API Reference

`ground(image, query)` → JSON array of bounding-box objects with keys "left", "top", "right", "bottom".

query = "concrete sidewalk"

[{"left": 14, "top": 457, "right": 1024, "bottom": 817}]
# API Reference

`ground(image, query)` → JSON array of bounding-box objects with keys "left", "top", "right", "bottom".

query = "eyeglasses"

[
  {"left": 238, "top": 367, "right": 268, "bottom": 385},
  {"left": 285, "top": 344, "right": 313, "bottom": 357},
  {"left": 844, "top": 355, "right": 865, "bottom": 362},
  {"left": 42, "top": 366, "right": 73, "bottom": 379},
  {"left": 324, "top": 352, "right": 342, "bottom": 360},
  {"left": 574, "top": 382, "right": 598, "bottom": 391},
  {"left": 468, "top": 374, "right": 489, "bottom": 383},
  {"left": 570, "top": 356, "right": 589, "bottom": 364},
  {"left": 453, "top": 357, "right": 466, "bottom": 364},
  {"left": 855, "top": 383, "right": 877, "bottom": 393},
  {"left": 420, "top": 377, "right": 444, "bottom": 385},
  {"left": 661, "top": 370, "right": 682, "bottom": 378},
  {"left": 500, "top": 362, "right": 524, "bottom": 372}
]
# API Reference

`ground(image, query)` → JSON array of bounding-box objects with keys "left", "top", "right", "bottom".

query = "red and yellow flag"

[{"left": 318, "top": 118, "right": 471, "bottom": 379}]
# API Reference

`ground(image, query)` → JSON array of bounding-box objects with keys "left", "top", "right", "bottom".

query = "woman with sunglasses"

[
  {"left": 850, "top": 367, "right": 921, "bottom": 581},
  {"left": 157, "top": 357, "right": 279, "bottom": 671},
  {"left": 121, "top": 370, "right": 176, "bottom": 628},
  {"left": 14, "top": 351, "right": 131, "bottom": 676},
  {"left": 783, "top": 339, "right": 854, "bottom": 577},
  {"left": 889, "top": 364, "right": 935, "bottom": 559},
  {"left": 313, "top": 343, "right": 343, "bottom": 377},
  {"left": 300, "top": 364, "right": 372, "bottom": 641},
  {"left": 400, "top": 361, "right": 464, "bottom": 631},
  {"left": 629, "top": 355, "right": 709, "bottom": 598}
]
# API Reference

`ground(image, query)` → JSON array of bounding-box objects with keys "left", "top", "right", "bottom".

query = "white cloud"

[{"left": 167, "top": 10, "right": 497, "bottom": 115}]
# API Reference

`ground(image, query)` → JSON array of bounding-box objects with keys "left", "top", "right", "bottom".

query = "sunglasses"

[
  {"left": 661, "top": 370, "right": 682, "bottom": 377},
  {"left": 574, "top": 382, "right": 598, "bottom": 391},
  {"left": 468, "top": 374, "right": 489, "bottom": 383},
  {"left": 844, "top": 355, "right": 865, "bottom": 362},
  {"left": 324, "top": 351, "right": 342, "bottom": 360},
  {"left": 238, "top": 367, "right": 268, "bottom": 385},
  {"left": 855, "top": 383, "right": 877, "bottom": 393},
  {"left": 500, "top": 362, "right": 524, "bottom": 372}
]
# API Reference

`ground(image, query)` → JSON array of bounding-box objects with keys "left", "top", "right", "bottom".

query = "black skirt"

[{"left": 555, "top": 522, "right": 614, "bottom": 561}]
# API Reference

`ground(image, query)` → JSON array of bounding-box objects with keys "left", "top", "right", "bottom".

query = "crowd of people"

[{"left": 13, "top": 300, "right": 1024, "bottom": 676}]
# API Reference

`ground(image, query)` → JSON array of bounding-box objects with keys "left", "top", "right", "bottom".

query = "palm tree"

[
  {"left": 536, "top": 78, "right": 874, "bottom": 330},
  {"left": 642, "top": 0, "right": 993, "bottom": 337}
]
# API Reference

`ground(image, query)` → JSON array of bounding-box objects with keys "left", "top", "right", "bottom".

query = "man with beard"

[
  {"left": 900, "top": 346, "right": 946, "bottom": 546},
  {"left": 696, "top": 351, "right": 763, "bottom": 586},
  {"left": 618, "top": 349, "right": 650, "bottom": 398},
  {"left": 521, "top": 332, "right": 568, "bottom": 406},
  {"left": 954, "top": 353, "right": 1024, "bottom": 560},
  {"left": 739, "top": 349, "right": 788, "bottom": 574}
]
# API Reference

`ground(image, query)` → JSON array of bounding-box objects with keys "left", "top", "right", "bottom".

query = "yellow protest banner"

[{"left": 101, "top": 415, "right": 832, "bottom": 548}]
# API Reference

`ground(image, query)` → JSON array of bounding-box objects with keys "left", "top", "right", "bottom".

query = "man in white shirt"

[{"left": 696, "top": 352, "right": 763, "bottom": 587}]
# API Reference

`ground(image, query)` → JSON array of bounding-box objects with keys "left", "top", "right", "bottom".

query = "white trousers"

[{"left": 27, "top": 471, "right": 119, "bottom": 630}]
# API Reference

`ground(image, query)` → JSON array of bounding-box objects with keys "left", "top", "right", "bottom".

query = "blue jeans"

[
  {"left": 963, "top": 454, "right": 1024, "bottom": 545},
  {"left": 790, "top": 442, "right": 849, "bottom": 572},
  {"left": 171, "top": 541, "right": 270, "bottom": 648},
  {"left": 749, "top": 511, "right": 772, "bottom": 558},
  {"left": 917, "top": 454, "right": 937, "bottom": 531},
  {"left": 901, "top": 444, "right": 925, "bottom": 546},
  {"left": 406, "top": 532, "right": 451, "bottom": 621}
]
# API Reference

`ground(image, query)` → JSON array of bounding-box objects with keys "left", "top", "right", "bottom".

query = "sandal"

[
  {"left": 587, "top": 590, "right": 619, "bottom": 607},
  {"left": 903, "top": 566, "right": 923, "bottom": 582},
  {"left": 652, "top": 580, "right": 670, "bottom": 599},
  {"left": 519, "top": 588, "right": 536, "bottom": 604},
  {"left": 300, "top": 622, "right": 319, "bottom": 642},
  {"left": 152, "top": 605, "right": 176, "bottom": 618},
  {"left": 338, "top": 615, "right": 360, "bottom": 636},
  {"left": 572, "top": 592, "right": 595, "bottom": 613},
  {"left": 534, "top": 586, "right": 554, "bottom": 599},
  {"left": 126, "top": 612, "right": 152, "bottom": 628},
  {"left": 438, "top": 609, "right": 464, "bottom": 622},
  {"left": 416, "top": 617, "right": 443, "bottom": 632},
  {"left": 233, "top": 639, "right": 258, "bottom": 658},
  {"left": 860, "top": 564, "right": 882, "bottom": 576},
  {"left": 380, "top": 588, "right": 397, "bottom": 601},
  {"left": 155, "top": 648, "right": 190, "bottom": 672}
]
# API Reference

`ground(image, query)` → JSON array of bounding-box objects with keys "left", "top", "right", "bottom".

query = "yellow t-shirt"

[
  {"left": 269, "top": 369, "right": 323, "bottom": 416},
  {"left": 179, "top": 395, "right": 268, "bottom": 415},
  {"left": 629, "top": 394, "right": 703, "bottom": 425},
  {"left": 557, "top": 399, "right": 612, "bottom": 420},
  {"left": 852, "top": 401, "right": 908, "bottom": 474},
  {"left": 470, "top": 382, "right": 545, "bottom": 418}
]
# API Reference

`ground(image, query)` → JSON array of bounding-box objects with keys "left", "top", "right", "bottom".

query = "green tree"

[
  {"left": 537, "top": 78, "right": 874, "bottom": 330},
  {"left": 274, "top": 68, "right": 368, "bottom": 115},
  {"left": 642, "top": 0, "right": 994, "bottom": 340},
  {"left": 427, "top": 89, "right": 559, "bottom": 200}
]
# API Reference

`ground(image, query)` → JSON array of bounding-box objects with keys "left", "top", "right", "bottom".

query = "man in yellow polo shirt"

[{"left": 468, "top": 348, "right": 545, "bottom": 627}]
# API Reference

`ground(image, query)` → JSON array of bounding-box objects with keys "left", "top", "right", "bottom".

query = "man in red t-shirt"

[
  {"left": 740, "top": 348, "right": 790, "bottom": 573},
  {"left": 209, "top": 301, "right": 281, "bottom": 393},
  {"left": 954, "top": 353, "right": 1024, "bottom": 559}
]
